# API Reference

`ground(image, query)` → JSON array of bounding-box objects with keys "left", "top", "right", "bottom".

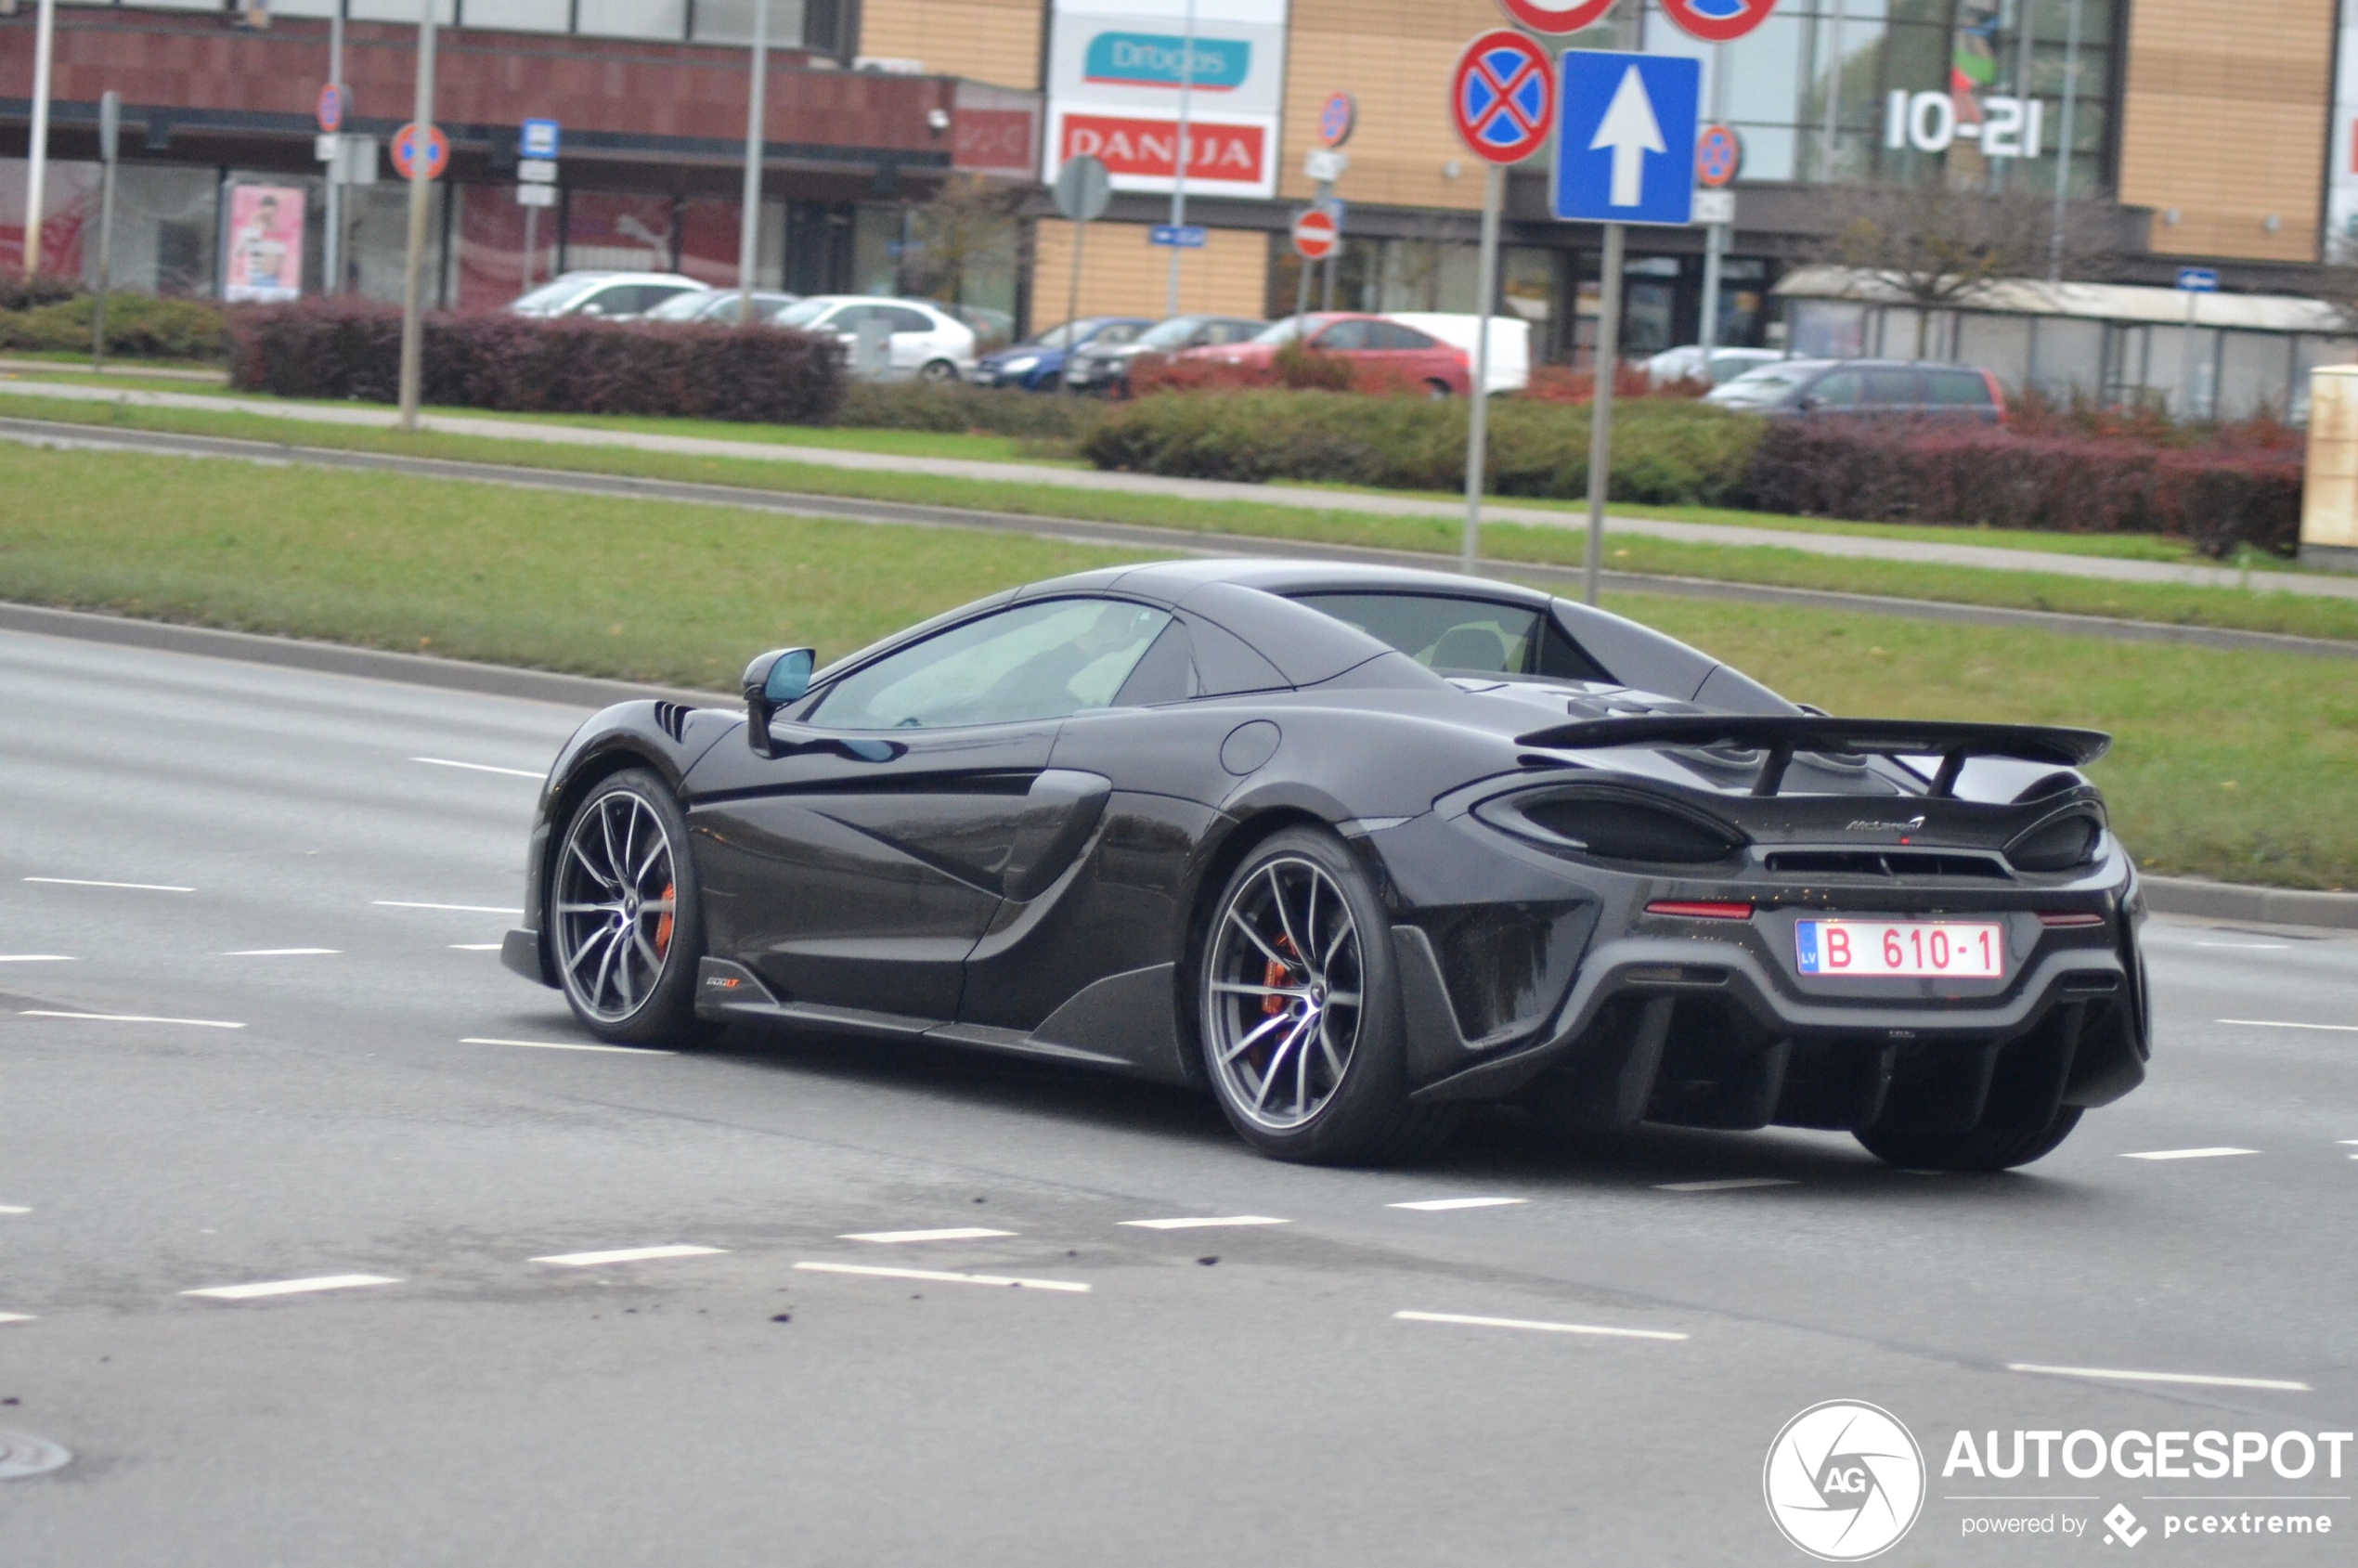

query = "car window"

[
  {"left": 1709, "top": 364, "right": 1814, "bottom": 405},
  {"left": 1251, "top": 317, "right": 1312, "bottom": 344},
  {"left": 810, "top": 599, "right": 1173, "bottom": 731},
  {"left": 1093, "top": 323, "right": 1143, "bottom": 346},
  {"left": 1862, "top": 368, "right": 1920, "bottom": 406},
  {"left": 1810, "top": 370, "right": 1863, "bottom": 408},
  {"left": 644, "top": 290, "right": 716, "bottom": 321},
  {"left": 1314, "top": 320, "right": 1373, "bottom": 351},
  {"left": 882, "top": 305, "right": 936, "bottom": 335},
  {"left": 1290, "top": 593, "right": 1608, "bottom": 680},
  {"left": 772, "top": 298, "right": 837, "bottom": 330},
  {"left": 1367, "top": 322, "right": 1436, "bottom": 350},
  {"left": 512, "top": 275, "right": 607, "bottom": 312},
  {"left": 1211, "top": 319, "right": 1263, "bottom": 343},
  {"left": 1929, "top": 369, "right": 1992, "bottom": 405}
]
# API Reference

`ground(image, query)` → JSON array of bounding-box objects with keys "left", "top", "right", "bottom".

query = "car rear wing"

[{"left": 1513, "top": 716, "right": 2111, "bottom": 798}]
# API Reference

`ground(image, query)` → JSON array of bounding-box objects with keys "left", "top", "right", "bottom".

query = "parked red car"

[{"left": 1174, "top": 312, "right": 1472, "bottom": 395}]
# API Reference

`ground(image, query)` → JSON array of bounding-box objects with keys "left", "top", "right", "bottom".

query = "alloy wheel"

[
  {"left": 1203, "top": 856, "right": 1365, "bottom": 1131},
  {"left": 553, "top": 789, "right": 680, "bottom": 1023}
]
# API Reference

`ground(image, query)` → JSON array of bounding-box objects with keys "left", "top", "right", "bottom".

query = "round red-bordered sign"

[
  {"left": 1291, "top": 207, "right": 1339, "bottom": 261},
  {"left": 1317, "top": 92, "right": 1356, "bottom": 149},
  {"left": 1494, "top": 0, "right": 1618, "bottom": 33},
  {"left": 391, "top": 122, "right": 449, "bottom": 181},
  {"left": 1658, "top": 0, "right": 1780, "bottom": 44},
  {"left": 1449, "top": 30, "right": 1556, "bottom": 166},
  {"left": 316, "top": 83, "right": 345, "bottom": 135},
  {"left": 1695, "top": 123, "right": 1742, "bottom": 188}
]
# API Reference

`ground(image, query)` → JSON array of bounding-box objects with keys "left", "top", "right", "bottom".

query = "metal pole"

[
  {"left": 1459, "top": 162, "right": 1503, "bottom": 575},
  {"left": 2047, "top": 0, "right": 2081, "bottom": 280},
  {"left": 1164, "top": 0, "right": 1196, "bottom": 317},
  {"left": 397, "top": 0, "right": 438, "bottom": 433},
  {"left": 22, "top": 0, "right": 57, "bottom": 280},
  {"left": 1820, "top": 0, "right": 1844, "bottom": 181},
  {"left": 325, "top": 0, "right": 345, "bottom": 296},
  {"left": 1583, "top": 222, "right": 1626, "bottom": 605},
  {"left": 2009, "top": 0, "right": 2034, "bottom": 190},
  {"left": 522, "top": 205, "right": 537, "bottom": 292},
  {"left": 2180, "top": 285, "right": 2198, "bottom": 423},
  {"left": 92, "top": 92, "right": 118, "bottom": 372},
  {"left": 737, "top": 0, "right": 770, "bottom": 327},
  {"left": 1066, "top": 214, "right": 1088, "bottom": 363},
  {"left": 1294, "top": 240, "right": 1312, "bottom": 317},
  {"left": 1699, "top": 41, "right": 1728, "bottom": 357}
]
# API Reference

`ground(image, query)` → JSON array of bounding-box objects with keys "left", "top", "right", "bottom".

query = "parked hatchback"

[
  {"left": 642, "top": 288, "right": 802, "bottom": 326},
  {"left": 1065, "top": 313, "right": 1268, "bottom": 395},
  {"left": 972, "top": 316, "right": 1154, "bottom": 391},
  {"left": 769, "top": 295, "right": 978, "bottom": 382},
  {"left": 1178, "top": 313, "right": 1471, "bottom": 396},
  {"left": 506, "top": 271, "right": 707, "bottom": 320},
  {"left": 1705, "top": 357, "right": 2006, "bottom": 422}
]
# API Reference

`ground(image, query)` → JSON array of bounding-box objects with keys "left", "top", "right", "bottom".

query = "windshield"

[
  {"left": 644, "top": 290, "right": 719, "bottom": 321},
  {"left": 1134, "top": 317, "right": 1210, "bottom": 349},
  {"left": 771, "top": 298, "right": 837, "bottom": 329},
  {"left": 1708, "top": 365, "right": 1814, "bottom": 405},
  {"left": 1250, "top": 317, "right": 1313, "bottom": 345},
  {"left": 510, "top": 276, "right": 606, "bottom": 313},
  {"left": 1018, "top": 319, "right": 1109, "bottom": 350},
  {"left": 1291, "top": 592, "right": 1605, "bottom": 680}
]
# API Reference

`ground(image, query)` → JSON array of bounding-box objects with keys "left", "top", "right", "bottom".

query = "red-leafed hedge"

[
  {"left": 1743, "top": 420, "right": 2303, "bottom": 558},
  {"left": 227, "top": 298, "right": 847, "bottom": 425}
]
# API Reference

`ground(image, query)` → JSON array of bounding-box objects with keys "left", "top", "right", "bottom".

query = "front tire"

[
  {"left": 918, "top": 358, "right": 960, "bottom": 384},
  {"left": 551, "top": 770, "right": 710, "bottom": 1047},
  {"left": 1854, "top": 1107, "right": 2083, "bottom": 1172},
  {"left": 1196, "top": 827, "right": 1457, "bottom": 1165}
]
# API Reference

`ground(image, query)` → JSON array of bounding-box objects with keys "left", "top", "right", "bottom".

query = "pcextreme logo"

[{"left": 1764, "top": 1401, "right": 1928, "bottom": 1561}]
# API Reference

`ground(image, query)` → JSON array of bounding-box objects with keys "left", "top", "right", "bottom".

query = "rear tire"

[
  {"left": 1424, "top": 379, "right": 1454, "bottom": 399},
  {"left": 551, "top": 770, "right": 713, "bottom": 1048},
  {"left": 1195, "top": 826, "right": 1458, "bottom": 1165},
  {"left": 1855, "top": 1107, "right": 2083, "bottom": 1172},
  {"left": 918, "top": 358, "right": 960, "bottom": 384}
]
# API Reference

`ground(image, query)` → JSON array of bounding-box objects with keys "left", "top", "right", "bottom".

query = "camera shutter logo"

[{"left": 1763, "top": 1401, "right": 1925, "bottom": 1561}]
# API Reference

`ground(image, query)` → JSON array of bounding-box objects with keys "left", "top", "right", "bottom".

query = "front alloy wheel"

[{"left": 551, "top": 772, "right": 708, "bottom": 1044}]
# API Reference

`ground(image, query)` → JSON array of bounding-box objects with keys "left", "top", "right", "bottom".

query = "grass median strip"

[
  {"left": 1, "top": 444, "right": 2349, "bottom": 889},
  {"left": 5, "top": 392, "right": 2351, "bottom": 644}
]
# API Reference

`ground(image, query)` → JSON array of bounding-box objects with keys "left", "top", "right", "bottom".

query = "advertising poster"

[
  {"left": 1043, "top": 0, "right": 1290, "bottom": 200},
  {"left": 223, "top": 184, "right": 306, "bottom": 303}
]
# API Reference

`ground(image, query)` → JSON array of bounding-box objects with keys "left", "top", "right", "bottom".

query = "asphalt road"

[{"left": 3, "top": 628, "right": 2352, "bottom": 1566}]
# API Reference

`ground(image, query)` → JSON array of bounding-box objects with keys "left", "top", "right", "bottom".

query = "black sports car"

[{"left": 503, "top": 560, "right": 2148, "bottom": 1169}]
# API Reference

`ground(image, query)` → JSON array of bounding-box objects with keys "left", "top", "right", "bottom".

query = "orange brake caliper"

[
  {"left": 654, "top": 883, "right": 676, "bottom": 958},
  {"left": 1262, "top": 934, "right": 1297, "bottom": 1017}
]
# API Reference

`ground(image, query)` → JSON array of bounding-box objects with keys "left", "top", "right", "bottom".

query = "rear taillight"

[
  {"left": 2039, "top": 912, "right": 2105, "bottom": 927},
  {"left": 1646, "top": 901, "right": 1755, "bottom": 920}
]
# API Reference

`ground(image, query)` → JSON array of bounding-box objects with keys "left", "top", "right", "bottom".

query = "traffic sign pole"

[
  {"left": 1461, "top": 162, "right": 1504, "bottom": 575},
  {"left": 1585, "top": 222, "right": 1625, "bottom": 605},
  {"left": 1165, "top": 0, "right": 1198, "bottom": 319},
  {"left": 737, "top": 0, "right": 770, "bottom": 331},
  {"left": 398, "top": 0, "right": 438, "bottom": 434},
  {"left": 92, "top": 90, "right": 119, "bottom": 373},
  {"left": 325, "top": 1, "right": 345, "bottom": 296},
  {"left": 1054, "top": 156, "right": 1111, "bottom": 396}
]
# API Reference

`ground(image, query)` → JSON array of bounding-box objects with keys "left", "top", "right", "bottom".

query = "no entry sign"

[
  {"left": 391, "top": 122, "right": 449, "bottom": 181},
  {"left": 1494, "top": 0, "right": 1617, "bottom": 32},
  {"left": 1291, "top": 207, "right": 1339, "bottom": 261},
  {"left": 1658, "top": 0, "right": 1781, "bottom": 44},
  {"left": 1449, "top": 30, "right": 1556, "bottom": 166}
]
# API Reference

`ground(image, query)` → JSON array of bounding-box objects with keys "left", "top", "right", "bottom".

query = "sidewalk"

[{"left": 12, "top": 377, "right": 2356, "bottom": 603}]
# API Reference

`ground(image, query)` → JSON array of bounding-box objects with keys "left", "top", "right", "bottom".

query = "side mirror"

[{"left": 742, "top": 647, "right": 816, "bottom": 757}]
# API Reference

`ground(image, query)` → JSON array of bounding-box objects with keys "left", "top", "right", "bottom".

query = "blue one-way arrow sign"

[{"left": 1553, "top": 51, "right": 1699, "bottom": 227}]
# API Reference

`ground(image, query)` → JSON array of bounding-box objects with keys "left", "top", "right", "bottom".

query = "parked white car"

[
  {"left": 506, "top": 271, "right": 707, "bottom": 320},
  {"left": 1642, "top": 343, "right": 1783, "bottom": 386},
  {"left": 769, "top": 295, "right": 978, "bottom": 382},
  {"left": 1384, "top": 312, "right": 1531, "bottom": 395}
]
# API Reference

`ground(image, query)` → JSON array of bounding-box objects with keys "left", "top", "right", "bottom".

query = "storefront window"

[
  {"left": 576, "top": 0, "right": 689, "bottom": 41},
  {"left": 692, "top": 0, "right": 808, "bottom": 45}
]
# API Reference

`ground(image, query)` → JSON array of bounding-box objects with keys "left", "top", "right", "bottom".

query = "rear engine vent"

[
  {"left": 2008, "top": 813, "right": 2102, "bottom": 873},
  {"left": 1765, "top": 850, "right": 2011, "bottom": 879},
  {"left": 1517, "top": 797, "right": 1746, "bottom": 865}
]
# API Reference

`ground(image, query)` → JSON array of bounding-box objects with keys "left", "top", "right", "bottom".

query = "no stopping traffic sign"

[
  {"left": 392, "top": 122, "right": 449, "bottom": 181},
  {"left": 1449, "top": 30, "right": 1556, "bottom": 166},
  {"left": 1291, "top": 207, "right": 1339, "bottom": 261}
]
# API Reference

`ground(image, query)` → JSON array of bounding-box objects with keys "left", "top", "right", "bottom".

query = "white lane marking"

[
  {"left": 1120, "top": 1216, "right": 1290, "bottom": 1230},
  {"left": 1654, "top": 1177, "right": 1799, "bottom": 1192},
  {"left": 21, "top": 1010, "right": 244, "bottom": 1030},
  {"left": 0, "top": 1313, "right": 34, "bottom": 1324},
  {"left": 183, "top": 1274, "right": 400, "bottom": 1301},
  {"left": 838, "top": 1227, "right": 1016, "bottom": 1244},
  {"left": 1388, "top": 1197, "right": 1527, "bottom": 1212},
  {"left": 793, "top": 1261, "right": 1089, "bottom": 1293},
  {"left": 2007, "top": 1363, "right": 2312, "bottom": 1393},
  {"left": 0, "top": 1205, "right": 30, "bottom": 1214},
  {"left": 2198, "top": 942, "right": 2287, "bottom": 950},
  {"left": 413, "top": 757, "right": 544, "bottom": 780},
  {"left": 24, "top": 876, "right": 193, "bottom": 892},
  {"left": 448, "top": 943, "right": 502, "bottom": 952},
  {"left": 1394, "top": 1310, "right": 1689, "bottom": 1342},
  {"left": 2219, "top": 1018, "right": 2358, "bottom": 1033},
  {"left": 0, "top": 955, "right": 73, "bottom": 963},
  {"left": 373, "top": 901, "right": 525, "bottom": 914},
  {"left": 223, "top": 948, "right": 340, "bottom": 957},
  {"left": 2121, "top": 1147, "right": 2259, "bottom": 1160},
  {"left": 461, "top": 1036, "right": 674, "bottom": 1056},
  {"left": 531, "top": 1245, "right": 726, "bottom": 1267}
]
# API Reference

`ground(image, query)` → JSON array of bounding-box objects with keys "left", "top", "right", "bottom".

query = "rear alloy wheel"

[
  {"left": 552, "top": 771, "right": 710, "bottom": 1047},
  {"left": 1854, "top": 1107, "right": 2083, "bottom": 1172},
  {"left": 918, "top": 358, "right": 960, "bottom": 384},
  {"left": 1198, "top": 827, "right": 1456, "bottom": 1164}
]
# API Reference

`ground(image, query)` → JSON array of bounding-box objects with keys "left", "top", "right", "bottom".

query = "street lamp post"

[
  {"left": 21, "top": 0, "right": 58, "bottom": 281},
  {"left": 736, "top": 0, "right": 770, "bottom": 329},
  {"left": 1164, "top": 0, "right": 1197, "bottom": 318}
]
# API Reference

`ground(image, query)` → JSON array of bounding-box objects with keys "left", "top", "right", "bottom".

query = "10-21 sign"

[{"left": 1885, "top": 90, "right": 2044, "bottom": 159}]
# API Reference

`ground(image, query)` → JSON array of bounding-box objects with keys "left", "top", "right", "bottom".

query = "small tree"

[{"left": 903, "top": 173, "right": 1023, "bottom": 311}]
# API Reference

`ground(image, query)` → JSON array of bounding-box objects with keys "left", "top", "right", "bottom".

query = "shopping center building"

[{"left": 2, "top": 0, "right": 2350, "bottom": 388}]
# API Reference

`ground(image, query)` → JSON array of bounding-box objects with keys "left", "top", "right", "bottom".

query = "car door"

[
  {"left": 881, "top": 305, "right": 941, "bottom": 374},
  {"left": 682, "top": 598, "right": 1173, "bottom": 1025}
]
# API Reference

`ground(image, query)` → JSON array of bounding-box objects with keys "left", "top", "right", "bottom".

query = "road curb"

[
  {"left": 2142, "top": 875, "right": 2358, "bottom": 930},
  {"left": 0, "top": 600, "right": 731, "bottom": 711}
]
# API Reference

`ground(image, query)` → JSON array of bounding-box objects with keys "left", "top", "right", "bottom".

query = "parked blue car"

[{"left": 968, "top": 317, "right": 1154, "bottom": 391}]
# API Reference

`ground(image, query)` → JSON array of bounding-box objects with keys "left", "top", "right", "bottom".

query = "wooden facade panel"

[
  {"left": 2117, "top": 0, "right": 2334, "bottom": 261},
  {"left": 1277, "top": 0, "right": 1501, "bottom": 213},
  {"left": 1033, "top": 219, "right": 1269, "bottom": 321},
  {"left": 860, "top": 0, "right": 1043, "bottom": 91}
]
